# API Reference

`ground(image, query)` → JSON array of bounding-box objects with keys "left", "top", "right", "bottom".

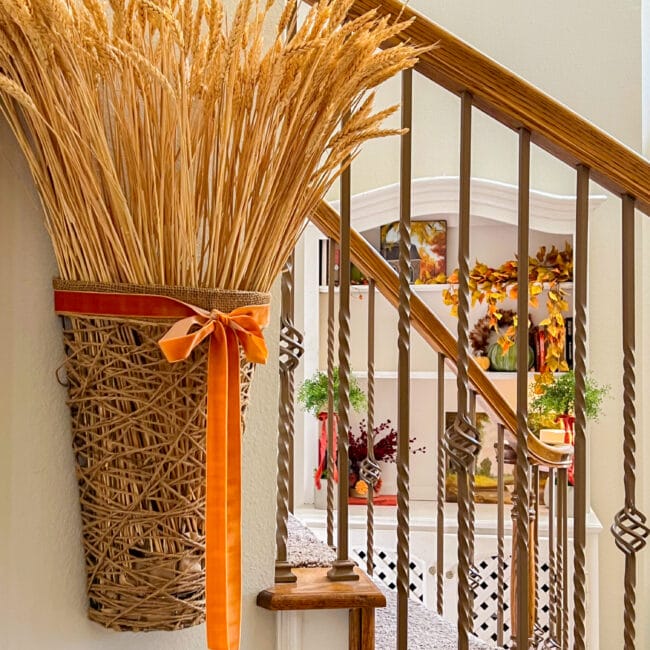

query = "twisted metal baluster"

[
  {"left": 327, "top": 115, "right": 358, "bottom": 583},
  {"left": 559, "top": 469, "right": 570, "bottom": 650},
  {"left": 326, "top": 239, "right": 337, "bottom": 548},
  {"left": 555, "top": 468, "right": 568, "bottom": 649},
  {"left": 436, "top": 352, "right": 446, "bottom": 617},
  {"left": 444, "top": 91, "right": 480, "bottom": 650},
  {"left": 531, "top": 467, "right": 544, "bottom": 648},
  {"left": 572, "top": 164, "right": 590, "bottom": 650},
  {"left": 496, "top": 424, "right": 505, "bottom": 648},
  {"left": 545, "top": 469, "right": 560, "bottom": 649},
  {"left": 610, "top": 195, "right": 649, "bottom": 650},
  {"left": 275, "top": 254, "right": 304, "bottom": 583},
  {"left": 513, "top": 127, "right": 532, "bottom": 649},
  {"left": 396, "top": 68, "right": 413, "bottom": 650},
  {"left": 359, "top": 280, "right": 380, "bottom": 576},
  {"left": 468, "top": 390, "right": 481, "bottom": 615}
]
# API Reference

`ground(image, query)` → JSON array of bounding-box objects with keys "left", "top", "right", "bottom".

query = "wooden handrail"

[
  {"left": 311, "top": 201, "right": 572, "bottom": 469},
  {"left": 304, "top": 0, "right": 650, "bottom": 215}
]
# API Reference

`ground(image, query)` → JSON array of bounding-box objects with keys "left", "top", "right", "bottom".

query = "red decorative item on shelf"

[
  {"left": 314, "top": 412, "right": 338, "bottom": 489},
  {"left": 556, "top": 413, "right": 576, "bottom": 485}
]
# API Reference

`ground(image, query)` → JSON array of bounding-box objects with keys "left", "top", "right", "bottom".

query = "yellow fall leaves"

[{"left": 443, "top": 243, "right": 573, "bottom": 374}]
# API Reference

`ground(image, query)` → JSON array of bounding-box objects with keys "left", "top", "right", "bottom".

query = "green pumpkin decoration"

[{"left": 487, "top": 342, "right": 534, "bottom": 371}]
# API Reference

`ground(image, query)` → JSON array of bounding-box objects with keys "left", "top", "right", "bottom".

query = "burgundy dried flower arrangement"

[{"left": 349, "top": 419, "right": 426, "bottom": 473}]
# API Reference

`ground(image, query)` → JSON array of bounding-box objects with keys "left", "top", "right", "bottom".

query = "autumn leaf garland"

[{"left": 443, "top": 242, "right": 573, "bottom": 374}]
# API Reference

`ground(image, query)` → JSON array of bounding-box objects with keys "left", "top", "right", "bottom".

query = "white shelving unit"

[{"left": 293, "top": 177, "right": 606, "bottom": 510}]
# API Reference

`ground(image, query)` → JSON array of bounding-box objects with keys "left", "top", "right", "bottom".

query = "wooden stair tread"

[{"left": 257, "top": 567, "right": 386, "bottom": 611}]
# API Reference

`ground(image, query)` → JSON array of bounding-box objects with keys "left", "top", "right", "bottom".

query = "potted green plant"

[
  {"left": 298, "top": 369, "right": 367, "bottom": 503},
  {"left": 529, "top": 371, "right": 609, "bottom": 507},
  {"left": 297, "top": 368, "right": 367, "bottom": 416},
  {"left": 529, "top": 370, "right": 609, "bottom": 423}
]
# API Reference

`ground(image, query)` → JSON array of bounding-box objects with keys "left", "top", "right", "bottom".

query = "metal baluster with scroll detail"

[
  {"left": 275, "top": 254, "right": 304, "bottom": 583},
  {"left": 444, "top": 91, "right": 481, "bottom": 650},
  {"left": 274, "top": 0, "right": 302, "bottom": 586},
  {"left": 610, "top": 195, "right": 649, "bottom": 650}
]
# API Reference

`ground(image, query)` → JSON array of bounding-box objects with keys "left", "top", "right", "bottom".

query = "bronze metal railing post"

[
  {"left": 436, "top": 352, "right": 446, "bottom": 617},
  {"left": 558, "top": 469, "right": 571, "bottom": 650},
  {"left": 514, "top": 127, "right": 532, "bottom": 649},
  {"left": 496, "top": 424, "right": 505, "bottom": 647},
  {"left": 444, "top": 91, "right": 480, "bottom": 650},
  {"left": 572, "top": 164, "right": 590, "bottom": 649},
  {"left": 275, "top": 254, "right": 304, "bottom": 583},
  {"left": 327, "top": 239, "right": 337, "bottom": 548},
  {"left": 360, "top": 279, "right": 380, "bottom": 576},
  {"left": 396, "top": 67, "right": 413, "bottom": 650},
  {"left": 328, "top": 120, "right": 359, "bottom": 583},
  {"left": 546, "top": 468, "right": 559, "bottom": 649},
  {"left": 611, "top": 195, "right": 649, "bottom": 650},
  {"left": 531, "top": 466, "right": 541, "bottom": 646},
  {"left": 468, "top": 389, "right": 480, "bottom": 619},
  {"left": 556, "top": 468, "right": 568, "bottom": 649}
]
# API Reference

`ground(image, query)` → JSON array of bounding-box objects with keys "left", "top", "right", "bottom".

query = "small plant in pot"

[
  {"left": 298, "top": 368, "right": 367, "bottom": 493},
  {"left": 529, "top": 370, "right": 609, "bottom": 486},
  {"left": 349, "top": 419, "right": 426, "bottom": 497},
  {"left": 297, "top": 367, "right": 367, "bottom": 417}
]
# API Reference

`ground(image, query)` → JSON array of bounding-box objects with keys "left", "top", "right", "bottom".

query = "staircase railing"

[{"left": 269, "top": 2, "right": 650, "bottom": 649}]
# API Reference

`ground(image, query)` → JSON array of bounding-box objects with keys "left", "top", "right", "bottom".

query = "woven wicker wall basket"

[{"left": 54, "top": 279, "right": 270, "bottom": 632}]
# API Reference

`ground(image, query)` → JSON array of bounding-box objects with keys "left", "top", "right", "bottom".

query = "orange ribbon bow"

[{"left": 54, "top": 290, "right": 270, "bottom": 650}]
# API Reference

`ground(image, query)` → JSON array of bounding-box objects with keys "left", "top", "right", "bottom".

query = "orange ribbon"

[{"left": 54, "top": 290, "right": 270, "bottom": 650}]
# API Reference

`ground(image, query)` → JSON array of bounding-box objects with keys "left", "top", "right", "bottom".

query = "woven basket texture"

[{"left": 54, "top": 279, "right": 270, "bottom": 632}]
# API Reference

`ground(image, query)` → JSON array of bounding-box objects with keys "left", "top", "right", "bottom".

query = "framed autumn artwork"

[{"left": 380, "top": 220, "right": 447, "bottom": 283}]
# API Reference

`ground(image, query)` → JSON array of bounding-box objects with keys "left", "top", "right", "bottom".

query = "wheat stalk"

[{"left": 0, "top": 0, "right": 429, "bottom": 291}]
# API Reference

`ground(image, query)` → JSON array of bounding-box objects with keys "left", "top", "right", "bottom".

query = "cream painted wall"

[
  {"left": 331, "top": 1, "right": 647, "bottom": 648},
  {"left": 0, "top": 1, "right": 281, "bottom": 648},
  {"left": 0, "top": 112, "right": 279, "bottom": 650}
]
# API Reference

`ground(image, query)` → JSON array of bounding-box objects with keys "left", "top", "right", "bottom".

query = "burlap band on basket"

[{"left": 53, "top": 279, "right": 271, "bottom": 643}]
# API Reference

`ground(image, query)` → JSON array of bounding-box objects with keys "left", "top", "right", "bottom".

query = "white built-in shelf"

[
  {"left": 325, "top": 177, "right": 607, "bottom": 235},
  {"left": 295, "top": 503, "right": 603, "bottom": 535},
  {"left": 349, "top": 370, "right": 548, "bottom": 382},
  {"left": 319, "top": 282, "right": 573, "bottom": 294},
  {"left": 352, "top": 370, "right": 455, "bottom": 381}
]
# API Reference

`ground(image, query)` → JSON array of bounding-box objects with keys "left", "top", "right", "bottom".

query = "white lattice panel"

[
  {"left": 471, "top": 555, "right": 552, "bottom": 647},
  {"left": 352, "top": 547, "right": 425, "bottom": 603}
]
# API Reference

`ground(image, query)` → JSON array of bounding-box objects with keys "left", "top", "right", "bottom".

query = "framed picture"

[
  {"left": 380, "top": 220, "right": 447, "bottom": 283},
  {"left": 444, "top": 411, "right": 514, "bottom": 504}
]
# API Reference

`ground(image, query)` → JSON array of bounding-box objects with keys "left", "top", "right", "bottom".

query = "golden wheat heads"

[{"left": 0, "top": 0, "right": 427, "bottom": 291}]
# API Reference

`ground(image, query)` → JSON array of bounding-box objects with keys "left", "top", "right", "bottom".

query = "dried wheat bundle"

[{"left": 0, "top": 0, "right": 426, "bottom": 291}]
